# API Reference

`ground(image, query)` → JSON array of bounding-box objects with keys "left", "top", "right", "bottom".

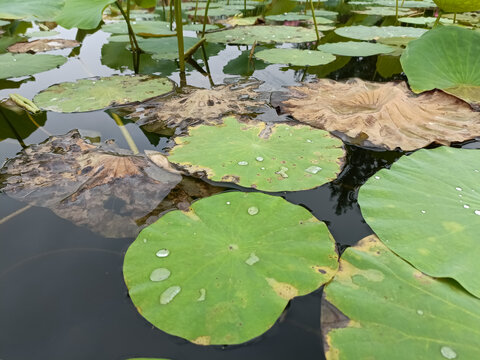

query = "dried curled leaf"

[
  {"left": 0, "top": 130, "right": 182, "bottom": 238},
  {"left": 130, "top": 81, "right": 267, "bottom": 130},
  {"left": 282, "top": 79, "right": 480, "bottom": 151},
  {"left": 8, "top": 39, "right": 80, "bottom": 53}
]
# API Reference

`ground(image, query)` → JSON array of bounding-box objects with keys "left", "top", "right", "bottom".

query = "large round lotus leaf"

[
  {"left": 282, "top": 79, "right": 480, "bottom": 151},
  {"left": 433, "top": 0, "right": 480, "bottom": 12},
  {"left": 317, "top": 41, "right": 395, "bottom": 56},
  {"left": 101, "top": 21, "right": 174, "bottom": 36},
  {"left": 358, "top": 147, "right": 480, "bottom": 297},
  {"left": 205, "top": 25, "right": 320, "bottom": 45},
  {"left": 335, "top": 25, "right": 427, "bottom": 41},
  {"left": 398, "top": 16, "right": 453, "bottom": 25},
  {"left": 123, "top": 191, "right": 338, "bottom": 345},
  {"left": 265, "top": 13, "right": 334, "bottom": 24},
  {"left": 168, "top": 117, "right": 345, "bottom": 191},
  {"left": 254, "top": 49, "right": 336, "bottom": 66},
  {"left": 33, "top": 75, "right": 174, "bottom": 113},
  {"left": 400, "top": 26, "right": 480, "bottom": 107},
  {"left": 352, "top": 6, "right": 415, "bottom": 16},
  {"left": 55, "top": 0, "right": 115, "bottom": 30},
  {"left": 322, "top": 235, "right": 480, "bottom": 360},
  {"left": 0, "top": 53, "right": 66, "bottom": 79},
  {"left": 0, "top": 0, "right": 63, "bottom": 20}
]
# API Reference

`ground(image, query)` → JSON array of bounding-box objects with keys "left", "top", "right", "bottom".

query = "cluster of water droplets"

[{"left": 455, "top": 186, "right": 480, "bottom": 216}]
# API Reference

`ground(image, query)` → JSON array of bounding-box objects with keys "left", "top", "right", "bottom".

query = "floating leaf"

[
  {"left": 265, "top": 13, "right": 334, "bottom": 24},
  {"left": 358, "top": 147, "right": 480, "bottom": 297},
  {"left": 317, "top": 41, "right": 395, "bottom": 56},
  {"left": 0, "top": 99, "right": 47, "bottom": 141},
  {"left": 400, "top": 26, "right": 480, "bottom": 107},
  {"left": 335, "top": 25, "right": 427, "bottom": 41},
  {"left": 0, "top": 131, "right": 183, "bottom": 238},
  {"left": 205, "top": 25, "right": 320, "bottom": 45},
  {"left": 168, "top": 116, "right": 345, "bottom": 191},
  {"left": 8, "top": 39, "right": 80, "bottom": 53},
  {"left": 55, "top": 0, "right": 116, "bottom": 30},
  {"left": 433, "top": 0, "right": 480, "bottom": 12},
  {"left": 26, "top": 30, "right": 61, "bottom": 38},
  {"left": 0, "top": 0, "right": 63, "bottom": 20},
  {"left": 398, "top": 16, "right": 453, "bottom": 25},
  {"left": 101, "top": 21, "right": 175, "bottom": 36},
  {"left": 0, "top": 53, "right": 66, "bottom": 79},
  {"left": 255, "top": 49, "right": 336, "bottom": 66},
  {"left": 349, "top": 0, "right": 436, "bottom": 7},
  {"left": 33, "top": 75, "right": 174, "bottom": 113},
  {"left": 129, "top": 81, "right": 265, "bottom": 129},
  {"left": 322, "top": 235, "right": 480, "bottom": 360},
  {"left": 282, "top": 79, "right": 480, "bottom": 150},
  {"left": 124, "top": 191, "right": 338, "bottom": 345},
  {"left": 352, "top": 6, "right": 415, "bottom": 16}
]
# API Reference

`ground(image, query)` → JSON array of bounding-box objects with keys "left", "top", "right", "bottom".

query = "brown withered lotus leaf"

[
  {"left": 8, "top": 39, "right": 80, "bottom": 53},
  {"left": 130, "top": 81, "right": 267, "bottom": 130},
  {"left": 0, "top": 130, "right": 182, "bottom": 238},
  {"left": 282, "top": 79, "right": 480, "bottom": 151}
]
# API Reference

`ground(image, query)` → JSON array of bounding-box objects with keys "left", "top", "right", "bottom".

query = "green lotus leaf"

[
  {"left": 309, "top": 9, "right": 338, "bottom": 19},
  {"left": 205, "top": 25, "right": 320, "bottom": 45},
  {"left": 168, "top": 117, "right": 345, "bottom": 192},
  {"left": 349, "top": 0, "right": 436, "bottom": 7},
  {"left": 398, "top": 16, "right": 453, "bottom": 25},
  {"left": 108, "top": 35, "right": 199, "bottom": 60},
  {"left": 0, "top": 100, "right": 47, "bottom": 141},
  {"left": 0, "top": 0, "right": 64, "bottom": 20},
  {"left": 33, "top": 75, "right": 174, "bottom": 113},
  {"left": 358, "top": 146, "right": 480, "bottom": 297},
  {"left": 254, "top": 48, "right": 336, "bottom": 66},
  {"left": 55, "top": 0, "right": 116, "bottom": 30},
  {"left": 25, "top": 30, "right": 61, "bottom": 38},
  {"left": 0, "top": 53, "right": 66, "bottom": 79},
  {"left": 317, "top": 41, "right": 395, "bottom": 56},
  {"left": 322, "top": 235, "right": 480, "bottom": 360},
  {"left": 101, "top": 21, "right": 174, "bottom": 36},
  {"left": 265, "top": 13, "right": 334, "bottom": 24},
  {"left": 444, "top": 12, "right": 480, "bottom": 26},
  {"left": 223, "top": 49, "right": 268, "bottom": 76},
  {"left": 124, "top": 191, "right": 338, "bottom": 345},
  {"left": 182, "top": 23, "right": 219, "bottom": 31},
  {"left": 433, "top": 0, "right": 480, "bottom": 12},
  {"left": 134, "top": 0, "right": 156, "bottom": 8},
  {"left": 186, "top": 6, "right": 250, "bottom": 16},
  {"left": 353, "top": 6, "right": 415, "bottom": 16},
  {"left": 335, "top": 25, "right": 427, "bottom": 41},
  {"left": 400, "top": 26, "right": 480, "bottom": 107}
]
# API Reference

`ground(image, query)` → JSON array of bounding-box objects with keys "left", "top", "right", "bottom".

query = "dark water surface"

[{"left": 0, "top": 3, "right": 424, "bottom": 359}]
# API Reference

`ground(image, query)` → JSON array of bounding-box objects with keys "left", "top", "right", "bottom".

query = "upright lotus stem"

[
  {"left": 174, "top": 0, "right": 185, "bottom": 74},
  {"left": 194, "top": 0, "right": 199, "bottom": 19},
  {"left": 115, "top": 0, "right": 142, "bottom": 72},
  {"left": 433, "top": 10, "right": 443, "bottom": 27},
  {"left": 453, "top": 12, "right": 456, "bottom": 23},
  {"left": 169, "top": 0, "right": 174, "bottom": 30},
  {"left": 309, "top": 0, "right": 320, "bottom": 43},
  {"left": 244, "top": 0, "right": 246, "bottom": 12},
  {"left": 395, "top": 0, "right": 398, "bottom": 20},
  {"left": 201, "top": 0, "right": 212, "bottom": 37}
]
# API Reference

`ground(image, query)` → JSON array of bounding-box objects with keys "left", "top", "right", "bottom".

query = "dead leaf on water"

[
  {"left": 0, "top": 130, "right": 183, "bottom": 238},
  {"left": 282, "top": 79, "right": 480, "bottom": 151},
  {"left": 8, "top": 39, "right": 80, "bottom": 53}
]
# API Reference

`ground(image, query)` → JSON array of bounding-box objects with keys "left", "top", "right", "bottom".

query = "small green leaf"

[
  {"left": 335, "top": 25, "right": 427, "bottom": 41},
  {"left": 0, "top": 53, "right": 66, "bottom": 79},
  {"left": 255, "top": 48, "right": 336, "bottom": 66},
  {"left": 318, "top": 41, "right": 395, "bottom": 56}
]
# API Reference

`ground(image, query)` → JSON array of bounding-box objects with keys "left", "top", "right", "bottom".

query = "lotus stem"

[
  {"left": 453, "top": 13, "right": 456, "bottom": 23},
  {"left": 115, "top": 0, "right": 142, "bottom": 72},
  {"left": 0, "top": 205, "right": 32, "bottom": 226},
  {"left": 184, "top": 37, "right": 206, "bottom": 59},
  {"left": 249, "top": 40, "right": 257, "bottom": 62},
  {"left": 433, "top": 10, "right": 443, "bottom": 27},
  {"left": 9, "top": 93, "right": 40, "bottom": 113},
  {"left": 111, "top": 113, "right": 140, "bottom": 154},
  {"left": 194, "top": 0, "right": 199, "bottom": 19},
  {"left": 309, "top": 0, "right": 320, "bottom": 43},
  {"left": 244, "top": 0, "right": 246, "bottom": 12},
  {"left": 201, "top": 0, "right": 212, "bottom": 37},
  {"left": 169, "top": 0, "right": 174, "bottom": 30},
  {"left": 174, "top": 0, "right": 186, "bottom": 74},
  {"left": 201, "top": 44, "right": 215, "bottom": 87},
  {"left": 395, "top": 0, "right": 398, "bottom": 20}
]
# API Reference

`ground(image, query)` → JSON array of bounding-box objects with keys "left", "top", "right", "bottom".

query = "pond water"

[{"left": 1, "top": 1, "right": 479, "bottom": 359}]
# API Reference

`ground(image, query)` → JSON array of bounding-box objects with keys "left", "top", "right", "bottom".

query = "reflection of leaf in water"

[
  {"left": 0, "top": 130, "right": 182, "bottom": 238},
  {"left": 130, "top": 80, "right": 267, "bottom": 130},
  {"left": 282, "top": 79, "right": 480, "bottom": 151},
  {"left": 223, "top": 49, "right": 268, "bottom": 77},
  {"left": 0, "top": 99, "right": 47, "bottom": 141}
]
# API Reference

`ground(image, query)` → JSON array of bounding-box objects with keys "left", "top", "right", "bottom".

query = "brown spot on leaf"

[
  {"left": 192, "top": 336, "right": 211, "bottom": 345},
  {"left": 265, "top": 277, "right": 298, "bottom": 300}
]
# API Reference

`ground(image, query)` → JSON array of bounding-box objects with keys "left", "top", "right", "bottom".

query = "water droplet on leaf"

[
  {"left": 197, "top": 288, "right": 206, "bottom": 301},
  {"left": 156, "top": 249, "right": 170, "bottom": 258},
  {"left": 256, "top": 156, "right": 264, "bottom": 162},
  {"left": 238, "top": 161, "right": 248, "bottom": 166},
  {"left": 150, "top": 268, "right": 171, "bottom": 282},
  {"left": 245, "top": 253, "right": 260, "bottom": 266},
  {"left": 456, "top": 187, "right": 462, "bottom": 191},
  {"left": 305, "top": 166, "right": 322, "bottom": 174},
  {"left": 160, "top": 286, "right": 181, "bottom": 305},
  {"left": 248, "top": 206, "right": 259, "bottom": 215},
  {"left": 440, "top": 346, "right": 457, "bottom": 359},
  {"left": 416, "top": 309, "right": 424, "bottom": 315},
  {"left": 276, "top": 166, "right": 289, "bottom": 178}
]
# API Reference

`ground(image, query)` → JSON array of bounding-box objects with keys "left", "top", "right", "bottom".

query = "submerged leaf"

[
  {"left": 124, "top": 191, "right": 338, "bottom": 345},
  {"left": 358, "top": 146, "right": 480, "bottom": 297},
  {"left": 168, "top": 116, "right": 345, "bottom": 191},
  {"left": 323, "top": 235, "right": 480, "bottom": 359},
  {"left": 0, "top": 131, "right": 183, "bottom": 238},
  {"left": 33, "top": 75, "right": 174, "bottom": 113},
  {"left": 129, "top": 81, "right": 266, "bottom": 129},
  {"left": 8, "top": 39, "right": 80, "bottom": 53},
  {"left": 282, "top": 79, "right": 480, "bottom": 151},
  {"left": 0, "top": 53, "right": 67, "bottom": 79},
  {"left": 400, "top": 26, "right": 480, "bottom": 107}
]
